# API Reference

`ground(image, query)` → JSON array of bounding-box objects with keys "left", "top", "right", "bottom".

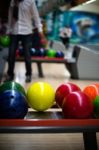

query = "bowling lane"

[
  {"left": 2, "top": 61, "right": 99, "bottom": 90},
  {"left": 78, "top": 44, "right": 99, "bottom": 52}
]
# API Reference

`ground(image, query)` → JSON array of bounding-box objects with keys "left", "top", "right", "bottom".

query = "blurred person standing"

[
  {"left": 59, "top": 25, "right": 72, "bottom": 49},
  {"left": 5, "top": 0, "right": 47, "bottom": 82}
]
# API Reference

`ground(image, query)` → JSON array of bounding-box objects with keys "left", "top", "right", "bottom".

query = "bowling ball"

[
  {"left": 62, "top": 91, "right": 94, "bottom": 119},
  {"left": 37, "top": 48, "right": 46, "bottom": 57},
  {"left": 19, "top": 47, "right": 24, "bottom": 56},
  {"left": 93, "top": 96, "right": 99, "bottom": 118},
  {"left": 16, "top": 49, "right": 20, "bottom": 57},
  {"left": 46, "top": 49, "right": 56, "bottom": 57},
  {"left": 55, "top": 51, "right": 64, "bottom": 58},
  {"left": 27, "top": 82, "right": 55, "bottom": 111},
  {"left": 0, "top": 81, "right": 26, "bottom": 97},
  {"left": 0, "top": 35, "right": 11, "bottom": 47},
  {"left": 55, "top": 82, "right": 81, "bottom": 108},
  {"left": 0, "top": 90, "right": 28, "bottom": 119},
  {"left": 83, "top": 84, "right": 99, "bottom": 102}
]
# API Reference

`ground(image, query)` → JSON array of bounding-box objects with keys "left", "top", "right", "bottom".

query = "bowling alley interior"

[{"left": 0, "top": 0, "right": 99, "bottom": 150}]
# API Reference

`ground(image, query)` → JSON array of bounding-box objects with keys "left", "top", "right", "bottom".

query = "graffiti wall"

[{"left": 45, "top": 10, "right": 99, "bottom": 44}]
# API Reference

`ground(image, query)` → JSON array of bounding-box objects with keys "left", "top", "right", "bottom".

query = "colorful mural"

[{"left": 45, "top": 11, "right": 99, "bottom": 44}]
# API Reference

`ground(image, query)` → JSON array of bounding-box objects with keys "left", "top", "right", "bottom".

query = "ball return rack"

[
  {"left": 0, "top": 108, "right": 99, "bottom": 150},
  {"left": 16, "top": 56, "right": 76, "bottom": 78}
]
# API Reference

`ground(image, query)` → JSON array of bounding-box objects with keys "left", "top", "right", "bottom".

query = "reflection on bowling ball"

[
  {"left": 0, "top": 90, "right": 28, "bottom": 119},
  {"left": 46, "top": 49, "right": 56, "bottom": 57},
  {"left": 0, "top": 81, "right": 26, "bottom": 97},
  {"left": 27, "top": 81, "right": 55, "bottom": 111},
  {"left": 55, "top": 51, "right": 64, "bottom": 58},
  {"left": 0, "top": 35, "right": 11, "bottom": 47},
  {"left": 62, "top": 91, "right": 94, "bottom": 119}
]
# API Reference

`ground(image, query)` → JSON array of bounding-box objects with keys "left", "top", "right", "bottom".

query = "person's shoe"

[
  {"left": 4, "top": 75, "right": 14, "bottom": 82},
  {"left": 25, "top": 75, "right": 31, "bottom": 83}
]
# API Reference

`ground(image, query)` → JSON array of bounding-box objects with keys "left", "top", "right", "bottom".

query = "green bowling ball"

[
  {"left": 0, "top": 35, "right": 11, "bottom": 47},
  {"left": 46, "top": 49, "right": 56, "bottom": 58},
  {"left": 93, "top": 96, "right": 99, "bottom": 118},
  {"left": 0, "top": 81, "right": 26, "bottom": 96}
]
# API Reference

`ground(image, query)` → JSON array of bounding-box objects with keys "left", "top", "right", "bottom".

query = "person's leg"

[
  {"left": 65, "top": 37, "right": 70, "bottom": 49},
  {"left": 60, "top": 37, "right": 66, "bottom": 46},
  {"left": 21, "top": 34, "right": 32, "bottom": 82},
  {"left": 7, "top": 35, "right": 18, "bottom": 80}
]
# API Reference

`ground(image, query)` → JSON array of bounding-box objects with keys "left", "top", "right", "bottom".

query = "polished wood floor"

[
  {"left": 0, "top": 61, "right": 99, "bottom": 150},
  {"left": 2, "top": 61, "right": 99, "bottom": 91}
]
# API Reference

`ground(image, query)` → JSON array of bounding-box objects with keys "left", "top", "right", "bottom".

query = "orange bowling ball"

[{"left": 83, "top": 84, "right": 99, "bottom": 102}]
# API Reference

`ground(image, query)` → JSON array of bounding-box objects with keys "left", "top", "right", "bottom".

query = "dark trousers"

[
  {"left": 7, "top": 34, "right": 32, "bottom": 77},
  {"left": 60, "top": 37, "right": 70, "bottom": 49}
]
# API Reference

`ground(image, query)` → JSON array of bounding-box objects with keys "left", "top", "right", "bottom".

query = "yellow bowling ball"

[{"left": 27, "top": 82, "right": 55, "bottom": 111}]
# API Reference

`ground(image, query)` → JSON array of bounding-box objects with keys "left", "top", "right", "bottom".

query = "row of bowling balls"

[
  {"left": 55, "top": 82, "right": 99, "bottom": 119},
  {"left": 0, "top": 81, "right": 55, "bottom": 119},
  {"left": 0, "top": 81, "right": 99, "bottom": 119},
  {"left": 16, "top": 47, "right": 64, "bottom": 58}
]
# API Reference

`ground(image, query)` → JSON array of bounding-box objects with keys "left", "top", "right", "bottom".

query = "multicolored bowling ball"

[
  {"left": 0, "top": 90, "right": 28, "bottom": 119},
  {"left": 55, "top": 83, "right": 81, "bottom": 108},
  {"left": 93, "top": 95, "right": 99, "bottom": 118},
  {"left": 46, "top": 49, "right": 56, "bottom": 58},
  {"left": 55, "top": 51, "right": 64, "bottom": 58},
  {"left": 62, "top": 91, "right": 94, "bottom": 119},
  {"left": 27, "top": 82, "right": 55, "bottom": 111},
  {"left": 83, "top": 84, "right": 99, "bottom": 102},
  {"left": 0, "top": 35, "right": 11, "bottom": 47},
  {"left": 0, "top": 81, "right": 26, "bottom": 97}
]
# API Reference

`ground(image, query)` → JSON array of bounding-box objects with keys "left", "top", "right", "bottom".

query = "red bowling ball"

[
  {"left": 62, "top": 91, "right": 94, "bottom": 119},
  {"left": 16, "top": 49, "right": 20, "bottom": 57},
  {"left": 55, "top": 83, "right": 81, "bottom": 107}
]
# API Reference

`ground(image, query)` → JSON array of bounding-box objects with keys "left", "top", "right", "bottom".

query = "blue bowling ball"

[
  {"left": 55, "top": 51, "right": 64, "bottom": 58},
  {"left": 30, "top": 48, "right": 38, "bottom": 56},
  {"left": 38, "top": 48, "right": 46, "bottom": 57},
  {"left": 0, "top": 90, "right": 28, "bottom": 119}
]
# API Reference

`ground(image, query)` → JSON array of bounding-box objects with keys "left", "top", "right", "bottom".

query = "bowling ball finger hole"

[
  {"left": 9, "top": 95, "right": 17, "bottom": 112},
  {"left": 10, "top": 95, "right": 14, "bottom": 99},
  {"left": 7, "top": 107, "right": 16, "bottom": 112}
]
